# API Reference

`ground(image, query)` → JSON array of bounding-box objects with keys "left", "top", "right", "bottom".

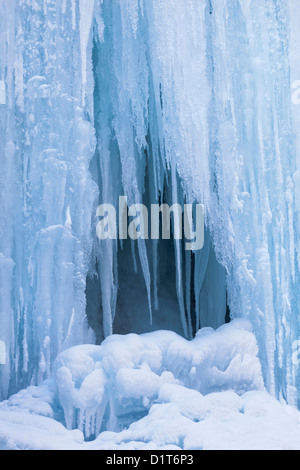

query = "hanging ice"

[
  {"left": 0, "top": 0, "right": 299, "bottom": 440},
  {"left": 0, "top": 81, "right": 5, "bottom": 105},
  {"left": 0, "top": 0, "right": 98, "bottom": 399}
]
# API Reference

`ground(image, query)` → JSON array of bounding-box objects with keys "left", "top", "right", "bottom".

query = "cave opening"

[
  {"left": 86, "top": 185, "right": 230, "bottom": 342},
  {"left": 85, "top": 20, "right": 230, "bottom": 343}
]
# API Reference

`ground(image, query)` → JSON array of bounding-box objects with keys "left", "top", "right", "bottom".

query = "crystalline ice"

[
  {"left": 0, "top": 0, "right": 299, "bottom": 449},
  {"left": 0, "top": 81, "right": 5, "bottom": 105}
]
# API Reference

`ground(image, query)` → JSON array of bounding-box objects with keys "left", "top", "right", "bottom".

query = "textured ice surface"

[
  {"left": 0, "top": 0, "right": 299, "bottom": 432},
  {"left": 0, "top": 0, "right": 98, "bottom": 400},
  {"left": 0, "top": 321, "right": 300, "bottom": 450}
]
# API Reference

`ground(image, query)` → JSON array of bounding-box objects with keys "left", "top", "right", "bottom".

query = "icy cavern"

[{"left": 0, "top": 0, "right": 300, "bottom": 450}]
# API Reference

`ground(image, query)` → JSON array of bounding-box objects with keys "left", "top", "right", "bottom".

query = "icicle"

[
  {"left": 79, "top": 0, "right": 95, "bottom": 104},
  {"left": 0, "top": 80, "right": 6, "bottom": 105}
]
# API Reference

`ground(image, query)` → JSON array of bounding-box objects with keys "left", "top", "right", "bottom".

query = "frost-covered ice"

[
  {"left": 0, "top": 0, "right": 300, "bottom": 451},
  {"left": 0, "top": 0, "right": 299, "bottom": 404},
  {"left": 0, "top": 321, "right": 300, "bottom": 450},
  {"left": 52, "top": 319, "right": 263, "bottom": 437}
]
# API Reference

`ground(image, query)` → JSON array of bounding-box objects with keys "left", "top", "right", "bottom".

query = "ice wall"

[
  {"left": 92, "top": 0, "right": 299, "bottom": 405},
  {"left": 0, "top": 0, "right": 97, "bottom": 399},
  {"left": 92, "top": 0, "right": 227, "bottom": 342},
  {"left": 0, "top": 0, "right": 299, "bottom": 408}
]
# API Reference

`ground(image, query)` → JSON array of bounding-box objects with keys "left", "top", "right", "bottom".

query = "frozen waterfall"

[{"left": 0, "top": 0, "right": 299, "bottom": 419}]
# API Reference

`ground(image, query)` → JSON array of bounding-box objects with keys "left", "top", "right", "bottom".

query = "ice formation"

[
  {"left": 0, "top": 321, "right": 300, "bottom": 450},
  {"left": 0, "top": 0, "right": 300, "bottom": 450},
  {"left": 52, "top": 320, "right": 263, "bottom": 438}
]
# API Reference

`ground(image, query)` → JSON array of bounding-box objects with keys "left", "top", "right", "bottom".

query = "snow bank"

[
  {"left": 51, "top": 319, "right": 263, "bottom": 438},
  {"left": 2, "top": 321, "right": 298, "bottom": 450}
]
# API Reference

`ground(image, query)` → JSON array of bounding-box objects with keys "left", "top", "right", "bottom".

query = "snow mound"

[
  {"left": 52, "top": 319, "right": 263, "bottom": 437},
  {"left": 1, "top": 321, "right": 300, "bottom": 450}
]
